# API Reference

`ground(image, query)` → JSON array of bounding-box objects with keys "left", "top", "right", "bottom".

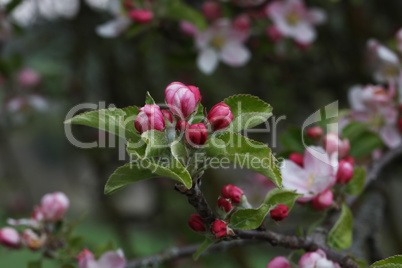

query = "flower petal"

[
  {"left": 380, "top": 125, "right": 402, "bottom": 149},
  {"left": 197, "top": 48, "right": 219, "bottom": 74},
  {"left": 97, "top": 251, "right": 126, "bottom": 268},
  {"left": 96, "top": 17, "right": 130, "bottom": 38},
  {"left": 220, "top": 42, "right": 250, "bottom": 67}
]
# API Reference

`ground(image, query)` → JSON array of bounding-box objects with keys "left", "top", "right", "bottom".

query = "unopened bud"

[
  {"left": 211, "top": 220, "right": 227, "bottom": 238},
  {"left": 202, "top": 1, "right": 222, "bottom": 21},
  {"left": 188, "top": 214, "right": 206, "bottom": 232},
  {"left": 207, "top": 103, "right": 234, "bottom": 131},
  {"left": 289, "top": 153, "right": 303, "bottom": 167},
  {"left": 266, "top": 256, "right": 291, "bottom": 268},
  {"left": 336, "top": 160, "right": 354, "bottom": 184},
  {"left": 312, "top": 189, "right": 333, "bottom": 210},
  {"left": 129, "top": 9, "right": 153, "bottom": 24},
  {"left": 221, "top": 184, "right": 243, "bottom": 204},
  {"left": 185, "top": 123, "right": 208, "bottom": 146},
  {"left": 269, "top": 204, "right": 288, "bottom": 221},
  {"left": 41, "top": 192, "right": 69, "bottom": 221},
  {"left": 217, "top": 197, "right": 232, "bottom": 213},
  {"left": 306, "top": 126, "right": 323, "bottom": 139},
  {"left": 0, "top": 227, "right": 21, "bottom": 249}
]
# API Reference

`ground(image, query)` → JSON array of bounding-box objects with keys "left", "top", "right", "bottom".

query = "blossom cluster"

[{"left": 267, "top": 249, "right": 340, "bottom": 268}]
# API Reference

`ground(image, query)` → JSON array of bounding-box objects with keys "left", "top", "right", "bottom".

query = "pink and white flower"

[
  {"left": 281, "top": 146, "right": 336, "bottom": 202},
  {"left": 0, "top": 227, "right": 21, "bottom": 249},
  {"left": 299, "top": 249, "right": 340, "bottom": 268},
  {"left": 266, "top": 256, "right": 291, "bottom": 268},
  {"left": 40, "top": 192, "right": 70, "bottom": 221},
  {"left": 195, "top": 19, "right": 251, "bottom": 74},
  {"left": 78, "top": 249, "right": 126, "bottom": 268},
  {"left": 165, "top": 82, "right": 201, "bottom": 119},
  {"left": 265, "top": 0, "right": 326, "bottom": 45}
]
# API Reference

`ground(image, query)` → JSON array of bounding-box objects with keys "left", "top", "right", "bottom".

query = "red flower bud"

[
  {"left": 221, "top": 184, "right": 243, "bottom": 204},
  {"left": 270, "top": 204, "right": 288, "bottom": 221},
  {"left": 312, "top": 189, "right": 333, "bottom": 210},
  {"left": 207, "top": 103, "right": 234, "bottom": 131},
  {"left": 135, "top": 104, "right": 165, "bottom": 133},
  {"left": 336, "top": 160, "right": 354, "bottom": 184},
  {"left": 266, "top": 256, "right": 291, "bottom": 268},
  {"left": 0, "top": 227, "right": 21, "bottom": 249},
  {"left": 202, "top": 1, "right": 222, "bottom": 21},
  {"left": 266, "top": 25, "right": 283, "bottom": 43},
  {"left": 161, "top": 110, "right": 173, "bottom": 124},
  {"left": 233, "top": 15, "right": 251, "bottom": 32},
  {"left": 185, "top": 123, "right": 208, "bottom": 146},
  {"left": 129, "top": 9, "right": 153, "bottom": 24},
  {"left": 176, "top": 120, "right": 189, "bottom": 133},
  {"left": 217, "top": 197, "right": 232, "bottom": 213},
  {"left": 341, "top": 156, "right": 354, "bottom": 166},
  {"left": 188, "top": 214, "right": 206, "bottom": 232},
  {"left": 165, "top": 82, "right": 201, "bottom": 119},
  {"left": 398, "top": 118, "right": 402, "bottom": 134},
  {"left": 211, "top": 220, "right": 227, "bottom": 238},
  {"left": 306, "top": 126, "right": 323, "bottom": 139},
  {"left": 289, "top": 153, "right": 303, "bottom": 167}
]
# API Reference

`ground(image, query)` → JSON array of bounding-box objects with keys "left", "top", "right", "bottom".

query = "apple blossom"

[
  {"left": 311, "top": 189, "right": 333, "bottom": 210},
  {"left": 96, "top": 1, "right": 131, "bottom": 38},
  {"left": 78, "top": 249, "right": 126, "bottom": 268},
  {"left": 40, "top": 192, "right": 70, "bottom": 221},
  {"left": 222, "top": 184, "right": 243, "bottom": 203},
  {"left": 165, "top": 82, "right": 201, "bottom": 119},
  {"left": 188, "top": 214, "right": 206, "bottom": 232},
  {"left": 299, "top": 249, "right": 340, "bottom": 268},
  {"left": 367, "top": 39, "right": 400, "bottom": 83},
  {"left": 195, "top": 19, "right": 251, "bottom": 74},
  {"left": 185, "top": 123, "right": 208, "bottom": 146},
  {"left": 22, "top": 229, "right": 46, "bottom": 251},
  {"left": 211, "top": 220, "right": 227, "bottom": 238},
  {"left": 207, "top": 103, "right": 234, "bottom": 131},
  {"left": 270, "top": 204, "right": 289, "bottom": 221},
  {"left": 281, "top": 146, "right": 336, "bottom": 202},
  {"left": 0, "top": 227, "right": 21, "bottom": 249},
  {"left": 135, "top": 104, "right": 166, "bottom": 133},
  {"left": 217, "top": 197, "right": 232, "bottom": 213},
  {"left": 18, "top": 68, "right": 41, "bottom": 88},
  {"left": 265, "top": 0, "right": 326, "bottom": 45},
  {"left": 266, "top": 256, "right": 291, "bottom": 268}
]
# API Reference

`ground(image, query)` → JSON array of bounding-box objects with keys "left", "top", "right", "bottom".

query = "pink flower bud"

[
  {"left": 40, "top": 192, "right": 69, "bottom": 221},
  {"left": 77, "top": 249, "right": 95, "bottom": 262},
  {"left": 0, "top": 227, "right": 21, "bottom": 249},
  {"left": 165, "top": 82, "right": 201, "bottom": 119},
  {"left": 324, "top": 133, "right": 349, "bottom": 157},
  {"left": 161, "top": 110, "right": 173, "bottom": 124},
  {"left": 233, "top": 15, "right": 251, "bottom": 32},
  {"left": 221, "top": 184, "right": 243, "bottom": 204},
  {"left": 299, "top": 249, "right": 339, "bottom": 268},
  {"left": 306, "top": 126, "right": 323, "bottom": 139},
  {"left": 266, "top": 25, "right": 283, "bottom": 43},
  {"left": 207, "top": 103, "right": 234, "bottom": 131},
  {"left": 217, "top": 197, "right": 232, "bottom": 213},
  {"left": 336, "top": 160, "right": 354, "bottom": 184},
  {"left": 188, "top": 214, "right": 206, "bottom": 232},
  {"left": 289, "top": 153, "right": 303, "bottom": 167},
  {"left": 266, "top": 256, "right": 291, "bottom": 268},
  {"left": 211, "top": 220, "right": 227, "bottom": 238},
  {"left": 18, "top": 68, "right": 41, "bottom": 88},
  {"left": 185, "top": 123, "right": 208, "bottom": 146},
  {"left": 180, "top": 21, "right": 197, "bottom": 36},
  {"left": 129, "top": 9, "right": 153, "bottom": 24},
  {"left": 176, "top": 120, "right": 189, "bottom": 133},
  {"left": 202, "top": 1, "right": 222, "bottom": 21},
  {"left": 342, "top": 156, "right": 355, "bottom": 166},
  {"left": 312, "top": 189, "right": 333, "bottom": 210},
  {"left": 270, "top": 204, "right": 288, "bottom": 221},
  {"left": 22, "top": 229, "right": 46, "bottom": 251},
  {"left": 135, "top": 104, "right": 166, "bottom": 133}
]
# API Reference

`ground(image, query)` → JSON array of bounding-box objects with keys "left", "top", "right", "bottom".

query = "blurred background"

[{"left": 0, "top": 0, "right": 402, "bottom": 267}]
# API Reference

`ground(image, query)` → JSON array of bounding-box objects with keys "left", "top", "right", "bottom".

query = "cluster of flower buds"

[
  {"left": 124, "top": 1, "right": 153, "bottom": 24},
  {"left": 77, "top": 248, "right": 126, "bottom": 268},
  {"left": 134, "top": 81, "right": 234, "bottom": 147},
  {"left": 266, "top": 249, "right": 340, "bottom": 268},
  {"left": 0, "top": 192, "right": 69, "bottom": 252}
]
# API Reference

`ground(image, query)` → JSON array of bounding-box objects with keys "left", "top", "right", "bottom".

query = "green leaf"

[
  {"left": 263, "top": 188, "right": 302, "bottom": 211},
  {"left": 205, "top": 132, "right": 282, "bottom": 187},
  {"left": 65, "top": 107, "right": 140, "bottom": 141},
  {"left": 94, "top": 241, "right": 115, "bottom": 258},
  {"left": 223, "top": 95, "right": 273, "bottom": 132},
  {"left": 171, "top": 140, "right": 187, "bottom": 166},
  {"left": 141, "top": 130, "right": 168, "bottom": 158},
  {"left": 145, "top": 91, "right": 156, "bottom": 105},
  {"left": 371, "top": 255, "right": 402, "bottom": 267},
  {"left": 105, "top": 154, "right": 192, "bottom": 194},
  {"left": 342, "top": 122, "right": 369, "bottom": 141},
  {"left": 193, "top": 238, "right": 216, "bottom": 261},
  {"left": 327, "top": 204, "right": 353, "bottom": 250},
  {"left": 345, "top": 167, "right": 366, "bottom": 195},
  {"left": 230, "top": 204, "right": 271, "bottom": 230},
  {"left": 27, "top": 261, "right": 42, "bottom": 268},
  {"left": 167, "top": 2, "right": 207, "bottom": 31},
  {"left": 279, "top": 127, "right": 308, "bottom": 154}
]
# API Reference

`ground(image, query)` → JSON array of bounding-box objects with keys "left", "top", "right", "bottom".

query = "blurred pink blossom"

[
  {"left": 78, "top": 249, "right": 126, "bottom": 268},
  {"left": 299, "top": 249, "right": 340, "bottom": 268}
]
